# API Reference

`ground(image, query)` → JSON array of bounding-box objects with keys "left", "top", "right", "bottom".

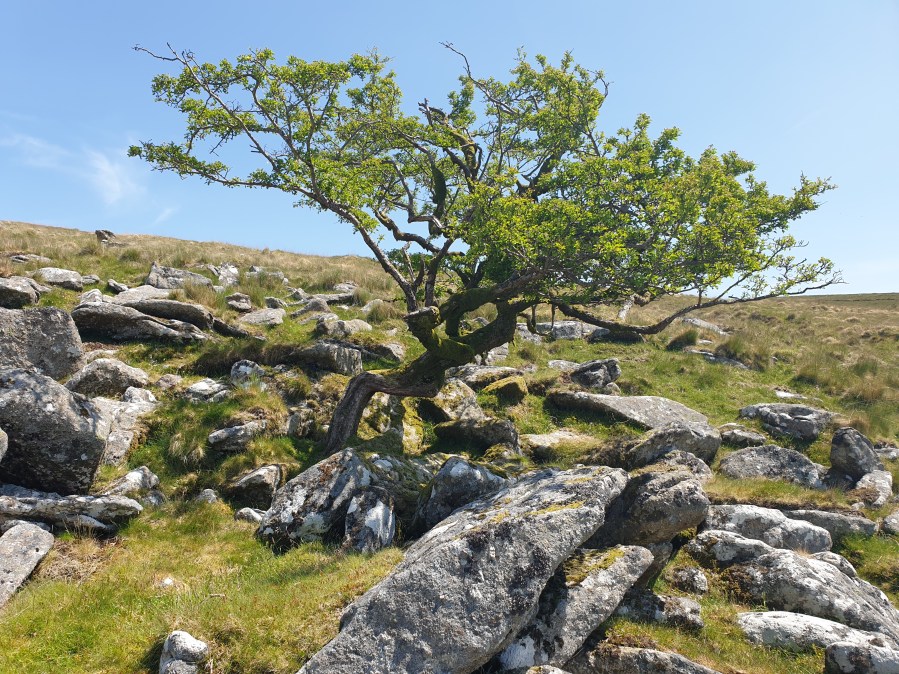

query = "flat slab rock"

[
  {"left": 298, "top": 465, "right": 629, "bottom": 674},
  {"left": 825, "top": 641, "right": 899, "bottom": 674},
  {"left": 567, "top": 645, "right": 721, "bottom": 674},
  {"left": 0, "top": 484, "right": 142, "bottom": 532},
  {"left": 738, "top": 611, "right": 898, "bottom": 653},
  {"left": 739, "top": 402, "right": 835, "bottom": 441},
  {"left": 718, "top": 444, "right": 823, "bottom": 489},
  {"left": 547, "top": 391, "right": 707, "bottom": 430},
  {"left": 0, "top": 306, "right": 84, "bottom": 379},
  {"left": 704, "top": 504, "right": 832, "bottom": 553},
  {"left": 0, "top": 522, "right": 54, "bottom": 609}
]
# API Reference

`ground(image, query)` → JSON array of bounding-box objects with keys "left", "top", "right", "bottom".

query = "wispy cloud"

[
  {"left": 0, "top": 133, "right": 69, "bottom": 169},
  {"left": 85, "top": 150, "right": 144, "bottom": 205},
  {"left": 152, "top": 206, "right": 178, "bottom": 227}
]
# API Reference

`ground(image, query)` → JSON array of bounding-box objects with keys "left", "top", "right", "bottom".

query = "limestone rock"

[
  {"left": 226, "top": 292, "right": 253, "bottom": 312},
  {"left": 535, "top": 320, "right": 608, "bottom": 341},
  {"left": 159, "top": 630, "right": 209, "bottom": 674},
  {"left": 238, "top": 307, "right": 285, "bottom": 327},
  {"left": 113, "top": 297, "right": 214, "bottom": 330},
  {"left": 314, "top": 317, "right": 372, "bottom": 338},
  {"left": 883, "top": 510, "right": 899, "bottom": 537},
  {"left": 207, "top": 420, "right": 266, "bottom": 453},
  {"left": 72, "top": 302, "right": 207, "bottom": 343},
  {"left": 496, "top": 546, "right": 654, "bottom": 670},
  {"left": 739, "top": 402, "right": 835, "bottom": 441},
  {"left": 0, "top": 369, "right": 109, "bottom": 494},
  {"left": 738, "top": 611, "right": 898, "bottom": 653},
  {"left": 0, "top": 522, "right": 54, "bottom": 609},
  {"left": 852, "top": 471, "right": 893, "bottom": 508},
  {"left": 719, "top": 423, "right": 767, "bottom": 447},
  {"left": 703, "top": 504, "right": 832, "bottom": 553},
  {"left": 65, "top": 358, "right": 149, "bottom": 397},
  {"left": 364, "top": 453, "right": 443, "bottom": 531},
  {"left": 413, "top": 456, "right": 506, "bottom": 533},
  {"left": 342, "top": 487, "right": 396, "bottom": 553},
  {"left": 34, "top": 267, "right": 83, "bottom": 291},
  {"left": 145, "top": 262, "right": 212, "bottom": 290},
  {"left": 825, "top": 641, "right": 899, "bottom": 674},
  {"left": 293, "top": 341, "right": 363, "bottom": 376},
  {"left": 832, "top": 428, "right": 884, "bottom": 481},
  {"left": 298, "top": 466, "right": 628, "bottom": 674},
  {"left": 0, "top": 484, "right": 141, "bottom": 532},
  {"left": 234, "top": 507, "right": 265, "bottom": 524},
  {"left": 102, "top": 466, "right": 159, "bottom": 497},
  {"left": 567, "top": 645, "right": 721, "bottom": 674},
  {"left": 184, "top": 378, "right": 230, "bottom": 403},
  {"left": 623, "top": 421, "right": 721, "bottom": 467},
  {"left": 0, "top": 276, "right": 48, "bottom": 308},
  {"left": 0, "top": 307, "right": 84, "bottom": 379},
  {"left": 718, "top": 445, "right": 823, "bottom": 489},
  {"left": 783, "top": 509, "right": 878, "bottom": 542},
  {"left": 686, "top": 529, "right": 777, "bottom": 568},
  {"left": 91, "top": 393, "right": 158, "bottom": 465},
  {"left": 226, "top": 465, "right": 282, "bottom": 509},
  {"left": 547, "top": 392, "right": 707, "bottom": 430},
  {"left": 813, "top": 551, "right": 860, "bottom": 578}
]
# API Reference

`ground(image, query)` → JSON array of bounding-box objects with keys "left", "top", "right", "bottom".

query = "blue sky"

[{"left": 1, "top": 1, "right": 896, "bottom": 293}]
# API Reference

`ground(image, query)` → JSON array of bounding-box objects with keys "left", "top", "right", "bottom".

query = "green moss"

[{"left": 563, "top": 546, "right": 627, "bottom": 586}]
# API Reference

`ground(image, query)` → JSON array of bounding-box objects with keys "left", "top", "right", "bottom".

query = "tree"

[{"left": 130, "top": 44, "right": 841, "bottom": 453}]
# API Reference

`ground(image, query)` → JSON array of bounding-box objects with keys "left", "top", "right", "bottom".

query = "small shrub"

[
  {"left": 666, "top": 328, "right": 698, "bottom": 351},
  {"left": 366, "top": 299, "right": 402, "bottom": 323},
  {"left": 352, "top": 287, "right": 372, "bottom": 306},
  {"left": 118, "top": 247, "right": 142, "bottom": 262},
  {"left": 715, "top": 334, "right": 771, "bottom": 370}
]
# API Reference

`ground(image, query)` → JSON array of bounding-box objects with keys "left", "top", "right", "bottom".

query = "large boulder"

[
  {"left": 782, "top": 509, "right": 878, "bottom": 542},
  {"left": 495, "top": 546, "right": 654, "bottom": 670},
  {"left": 0, "top": 369, "right": 109, "bottom": 494},
  {"left": 433, "top": 417, "right": 519, "bottom": 450},
  {"left": 314, "top": 317, "right": 372, "bottom": 339},
  {"left": 0, "top": 276, "right": 48, "bottom": 308},
  {"left": 737, "top": 611, "right": 898, "bottom": 653},
  {"left": 0, "top": 483, "right": 142, "bottom": 534},
  {"left": 413, "top": 456, "right": 506, "bottom": 533},
  {"left": 0, "top": 522, "right": 54, "bottom": 609},
  {"left": 417, "top": 380, "right": 484, "bottom": 423},
  {"left": 225, "top": 465, "right": 282, "bottom": 509},
  {"left": 569, "top": 359, "right": 621, "bottom": 390},
  {"left": 113, "top": 297, "right": 214, "bottom": 330},
  {"left": 257, "top": 449, "right": 371, "bottom": 548},
  {"left": 109, "top": 285, "right": 170, "bottom": 303},
  {"left": 567, "top": 645, "right": 721, "bottom": 674},
  {"left": 72, "top": 302, "right": 207, "bottom": 343},
  {"left": 686, "top": 529, "right": 778, "bottom": 568},
  {"left": 703, "top": 504, "right": 832, "bottom": 553},
  {"left": 342, "top": 487, "right": 396, "bottom": 553},
  {"left": 825, "top": 641, "right": 899, "bottom": 674},
  {"left": 535, "top": 320, "right": 608, "bottom": 342},
  {"left": 832, "top": 428, "right": 884, "bottom": 481},
  {"left": 739, "top": 402, "right": 835, "bottom": 441},
  {"left": 622, "top": 422, "right": 721, "bottom": 467},
  {"left": 238, "top": 307, "right": 285, "bottom": 327},
  {"left": 0, "top": 307, "right": 84, "bottom": 379},
  {"left": 159, "top": 630, "right": 209, "bottom": 674},
  {"left": 65, "top": 358, "right": 149, "bottom": 397},
  {"left": 145, "top": 262, "right": 212, "bottom": 289},
  {"left": 298, "top": 465, "right": 629, "bottom": 674},
  {"left": 547, "top": 392, "right": 707, "bottom": 430},
  {"left": 292, "top": 341, "right": 363, "bottom": 376},
  {"left": 718, "top": 445, "right": 823, "bottom": 489},
  {"left": 34, "top": 267, "right": 83, "bottom": 291}
]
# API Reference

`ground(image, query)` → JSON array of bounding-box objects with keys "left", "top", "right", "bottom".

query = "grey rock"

[
  {"left": 0, "top": 427, "right": 6, "bottom": 464},
  {"left": 739, "top": 402, "right": 835, "bottom": 441},
  {"left": 567, "top": 645, "right": 721, "bottom": 674},
  {"left": 496, "top": 546, "right": 654, "bottom": 670},
  {"left": 213, "top": 263, "right": 240, "bottom": 287},
  {"left": 448, "top": 364, "right": 523, "bottom": 390},
  {"left": 813, "top": 551, "right": 859, "bottom": 578},
  {"left": 72, "top": 302, "right": 207, "bottom": 343},
  {"left": 718, "top": 423, "right": 768, "bottom": 447},
  {"left": 783, "top": 509, "right": 878, "bottom": 542},
  {"left": 226, "top": 464, "right": 282, "bottom": 509},
  {"left": 110, "top": 285, "right": 170, "bottom": 303},
  {"left": 515, "top": 323, "right": 543, "bottom": 344},
  {"left": 292, "top": 297, "right": 331, "bottom": 315},
  {"left": 0, "top": 306, "right": 84, "bottom": 379},
  {"left": 615, "top": 587, "right": 704, "bottom": 630},
  {"left": 686, "top": 529, "right": 778, "bottom": 567},
  {"left": 653, "top": 450, "right": 713, "bottom": 482},
  {"left": 114, "top": 297, "right": 214, "bottom": 330},
  {"left": 0, "top": 483, "right": 141, "bottom": 531},
  {"left": 569, "top": 358, "right": 621, "bottom": 390},
  {"left": 362, "top": 453, "right": 443, "bottom": 531},
  {"left": 159, "top": 630, "right": 209, "bottom": 674},
  {"left": 669, "top": 566, "right": 709, "bottom": 594},
  {"left": 833, "top": 428, "right": 884, "bottom": 481},
  {"left": 0, "top": 522, "right": 55, "bottom": 608},
  {"left": 0, "top": 276, "right": 47, "bottom": 308},
  {"left": 293, "top": 341, "right": 363, "bottom": 376},
  {"left": 234, "top": 507, "right": 265, "bottom": 524},
  {"left": 91, "top": 394, "right": 158, "bottom": 465},
  {"left": 547, "top": 360, "right": 579, "bottom": 372},
  {"left": 230, "top": 359, "right": 265, "bottom": 388},
  {"left": 685, "top": 348, "right": 749, "bottom": 368},
  {"left": 624, "top": 421, "right": 721, "bottom": 467},
  {"left": 413, "top": 456, "right": 506, "bottom": 532},
  {"left": 145, "top": 262, "right": 212, "bottom": 290},
  {"left": 724, "top": 548, "right": 899, "bottom": 644},
  {"left": 434, "top": 417, "right": 519, "bottom": 450},
  {"left": 106, "top": 279, "right": 128, "bottom": 294},
  {"left": 366, "top": 341, "right": 406, "bottom": 362},
  {"left": 193, "top": 489, "right": 219, "bottom": 504},
  {"left": 738, "top": 611, "right": 898, "bottom": 653},
  {"left": 418, "top": 380, "right": 484, "bottom": 423},
  {"left": 80, "top": 289, "right": 107, "bottom": 304},
  {"left": 679, "top": 316, "right": 728, "bottom": 335},
  {"left": 825, "top": 641, "right": 899, "bottom": 674},
  {"left": 155, "top": 374, "right": 183, "bottom": 391},
  {"left": 226, "top": 292, "right": 253, "bottom": 312},
  {"left": 718, "top": 444, "right": 824, "bottom": 489},
  {"left": 314, "top": 317, "right": 372, "bottom": 338},
  {"left": 9, "top": 253, "right": 51, "bottom": 264},
  {"left": 103, "top": 466, "right": 159, "bottom": 497},
  {"left": 342, "top": 487, "right": 396, "bottom": 553},
  {"left": 535, "top": 320, "right": 607, "bottom": 341},
  {"left": 184, "top": 378, "right": 230, "bottom": 403},
  {"left": 65, "top": 358, "right": 149, "bottom": 397},
  {"left": 547, "top": 391, "right": 708, "bottom": 430},
  {"left": 0, "top": 519, "right": 51, "bottom": 534},
  {"left": 0, "top": 369, "right": 108, "bottom": 494},
  {"left": 703, "top": 504, "right": 832, "bottom": 553},
  {"left": 123, "top": 386, "right": 156, "bottom": 404},
  {"left": 265, "top": 296, "right": 287, "bottom": 309},
  {"left": 238, "top": 308, "right": 285, "bottom": 327},
  {"left": 883, "top": 510, "right": 899, "bottom": 537},
  {"left": 257, "top": 449, "right": 372, "bottom": 548},
  {"left": 81, "top": 274, "right": 100, "bottom": 285},
  {"left": 34, "top": 267, "right": 83, "bottom": 291},
  {"left": 287, "top": 407, "right": 316, "bottom": 439},
  {"left": 207, "top": 420, "right": 266, "bottom": 453},
  {"left": 211, "top": 317, "right": 252, "bottom": 338},
  {"left": 853, "top": 471, "right": 893, "bottom": 508},
  {"left": 298, "top": 465, "right": 628, "bottom": 674},
  {"left": 520, "top": 429, "right": 596, "bottom": 462}
]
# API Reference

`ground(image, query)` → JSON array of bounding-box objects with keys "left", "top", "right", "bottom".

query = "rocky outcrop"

[
  {"left": 298, "top": 466, "right": 628, "bottom": 674},
  {"left": 448, "top": 365, "right": 524, "bottom": 390},
  {"left": 0, "top": 484, "right": 141, "bottom": 535},
  {"left": 703, "top": 504, "right": 832, "bottom": 553},
  {"left": 314, "top": 317, "right": 372, "bottom": 339},
  {"left": 0, "top": 369, "right": 109, "bottom": 494},
  {"left": 292, "top": 341, "right": 363, "bottom": 376},
  {"left": 824, "top": 641, "right": 899, "bottom": 674},
  {"left": 718, "top": 445, "right": 823, "bottom": 489},
  {"left": 622, "top": 421, "right": 721, "bottom": 467},
  {"left": 145, "top": 262, "right": 212, "bottom": 290},
  {"left": 0, "top": 307, "right": 84, "bottom": 379},
  {"left": 113, "top": 297, "right": 214, "bottom": 330},
  {"left": 495, "top": 546, "right": 654, "bottom": 670},
  {"left": 225, "top": 465, "right": 282, "bottom": 509},
  {"left": 831, "top": 428, "right": 883, "bottom": 480},
  {"left": 782, "top": 509, "right": 878, "bottom": 542},
  {"left": 34, "top": 267, "right": 83, "bottom": 291},
  {"left": 159, "top": 630, "right": 209, "bottom": 674},
  {"left": 719, "top": 423, "right": 767, "bottom": 447},
  {"left": 547, "top": 392, "right": 707, "bottom": 429},
  {"left": 92, "top": 389, "right": 159, "bottom": 465},
  {"left": 852, "top": 471, "right": 893, "bottom": 508},
  {"left": 65, "top": 358, "right": 149, "bottom": 397},
  {"left": 614, "top": 587, "right": 704, "bottom": 630},
  {"left": 417, "top": 380, "right": 484, "bottom": 423},
  {"left": 238, "top": 308, "right": 285, "bottom": 327},
  {"left": 342, "top": 487, "right": 396, "bottom": 553},
  {"left": 433, "top": 417, "right": 519, "bottom": 450},
  {"left": 184, "top": 378, "right": 230, "bottom": 403},
  {"left": 569, "top": 359, "right": 621, "bottom": 390},
  {"left": 102, "top": 466, "right": 159, "bottom": 497},
  {"left": 0, "top": 276, "right": 48, "bottom": 308},
  {"left": 0, "top": 522, "right": 54, "bottom": 609},
  {"left": 207, "top": 420, "right": 266, "bottom": 453},
  {"left": 739, "top": 402, "right": 834, "bottom": 441},
  {"left": 567, "top": 645, "right": 721, "bottom": 674},
  {"left": 72, "top": 302, "right": 207, "bottom": 343},
  {"left": 686, "top": 529, "right": 780, "bottom": 567},
  {"left": 413, "top": 456, "right": 506, "bottom": 533},
  {"left": 737, "top": 611, "right": 898, "bottom": 653}
]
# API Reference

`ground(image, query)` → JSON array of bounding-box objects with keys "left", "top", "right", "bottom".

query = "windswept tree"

[{"left": 130, "top": 44, "right": 840, "bottom": 453}]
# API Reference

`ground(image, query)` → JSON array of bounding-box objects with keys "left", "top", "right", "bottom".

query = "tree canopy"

[{"left": 131, "top": 44, "right": 841, "bottom": 452}]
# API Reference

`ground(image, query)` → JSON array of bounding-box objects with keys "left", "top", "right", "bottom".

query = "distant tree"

[{"left": 130, "top": 44, "right": 841, "bottom": 453}]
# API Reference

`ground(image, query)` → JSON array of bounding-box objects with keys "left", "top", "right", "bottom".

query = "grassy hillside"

[{"left": 0, "top": 220, "right": 897, "bottom": 674}]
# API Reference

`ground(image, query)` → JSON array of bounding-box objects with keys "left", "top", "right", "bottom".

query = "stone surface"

[
  {"left": 832, "top": 428, "right": 884, "bottom": 481},
  {"left": 615, "top": 587, "right": 704, "bottom": 630},
  {"left": 547, "top": 392, "right": 708, "bottom": 430},
  {"left": 417, "top": 379, "right": 484, "bottom": 423},
  {"left": 719, "top": 424, "right": 768, "bottom": 447},
  {"left": 226, "top": 292, "right": 253, "bottom": 312},
  {"left": 207, "top": 420, "right": 266, "bottom": 453},
  {"left": 718, "top": 445, "right": 824, "bottom": 489},
  {"left": 0, "top": 483, "right": 142, "bottom": 532},
  {"left": 413, "top": 456, "right": 506, "bottom": 533},
  {"left": 686, "top": 529, "right": 778, "bottom": 568},
  {"left": 520, "top": 429, "right": 596, "bottom": 462},
  {"left": 669, "top": 566, "right": 709, "bottom": 594},
  {"left": 814, "top": 551, "right": 860, "bottom": 578},
  {"left": 883, "top": 510, "right": 899, "bottom": 537},
  {"left": 680, "top": 316, "right": 728, "bottom": 335},
  {"left": 739, "top": 402, "right": 835, "bottom": 441},
  {"left": 342, "top": 487, "right": 396, "bottom": 553},
  {"left": 65, "top": 358, "right": 149, "bottom": 397},
  {"left": 569, "top": 359, "right": 621, "bottom": 390},
  {"left": 257, "top": 449, "right": 372, "bottom": 548},
  {"left": 738, "top": 611, "right": 898, "bottom": 653},
  {"left": 567, "top": 645, "right": 721, "bottom": 674},
  {"left": 0, "top": 307, "right": 84, "bottom": 379},
  {"left": 109, "top": 285, "right": 171, "bottom": 303},
  {"left": 293, "top": 341, "right": 363, "bottom": 376},
  {"left": 0, "top": 369, "right": 109, "bottom": 494},
  {"left": 230, "top": 359, "right": 266, "bottom": 388},
  {"left": 91, "top": 393, "right": 158, "bottom": 465},
  {"left": 825, "top": 641, "right": 899, "bottom": 674},
  {"left": 653, "top": 450, "right": 713, "bottom": 482},
  {"left": 234, "top": 507, "right": 265, "bottom": 524},
  {"left": 496, "top": 546, "right": 654, "bottom": 670},
  {"left": 34, "top": 267, "right": 83, "bottom": 291},
  {"left": 0, "top": 276, "right": 47, "bottom": 308},
  {"left": 238, "top": 307, "right": 285, "bottom": 327},
  {"left": 114, "top": 297, "right": 214, "bottom": 330},
  {"left": 535, "top": 320, "right": 608, "bottom": 341},
  {"left": 184, "top": 378, "right": 230, "bottom": 403},
  {"left": 448, "top": 364, "right": 523, "bottom": 390},
  {"left": 783, "top": 509, "right": 878, "bottom": 542},
  {"left": 314, "top": 317, "right": 372, "bottom": 339},
  {"left": 298, "top": 466, "right": 628, "bottom": 674},
  {"left": 226, "top": 464, "right": 282, "bottom": 509},
  {"left": 483, "top": 375, "right": 528, "bottom": 401},
  {"left": 102, "top": 466, "right": 159, "bottom": 497},
  {"left": 146, "top": 262, "right": 212, "bottom": 290},
  {"left": 704, "top": 504, "right": 832, "bottom": 553},
  {"left": 623, "top": 421, "right": 721, "bottom": 467},
  {"left": 852, "top": 470, "right": 893, "bottom": 508},
  {"left": 72, "top": 302, "right": 207, "bottom": 343},
  {"left": 159, "top": 630, "right": 209, "bottom": 674},
  {"left": 434, "top": 416, "right": 519, "bottom": 450},
  {"left": 0, "top": 522, "right": 54, "bottom": 609}
]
